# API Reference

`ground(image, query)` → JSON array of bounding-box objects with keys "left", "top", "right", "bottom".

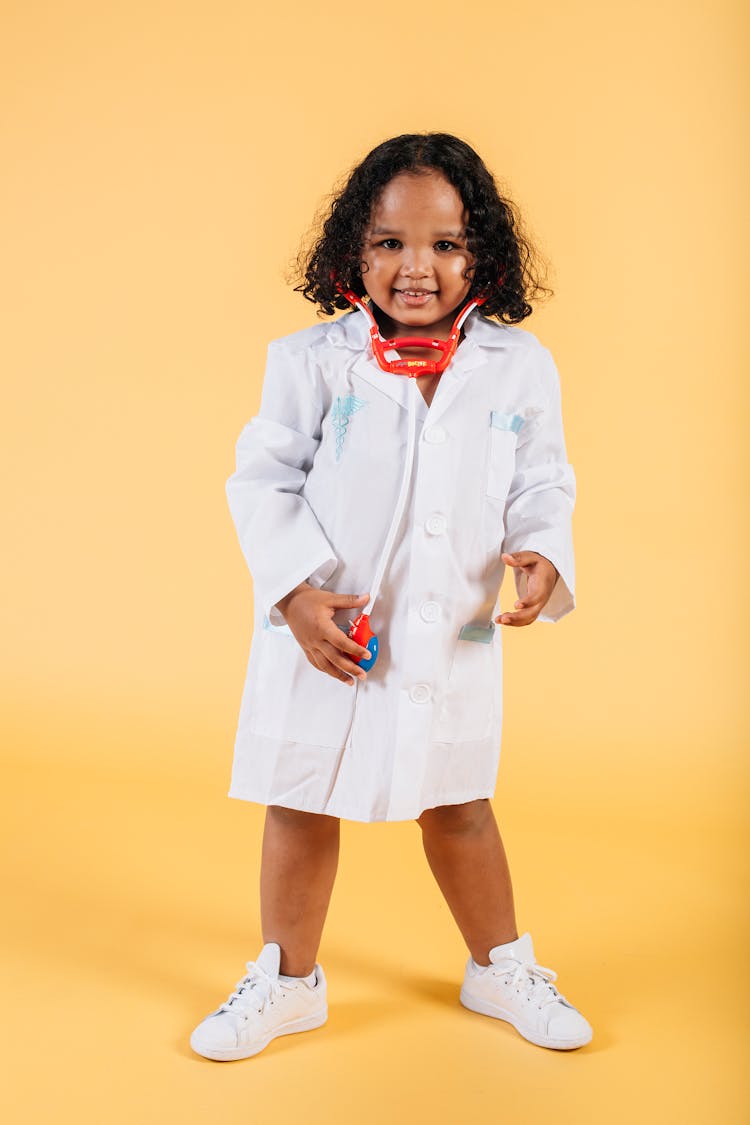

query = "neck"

[{"left": 370, "top": 302, "right": 472, "bottom": 343}]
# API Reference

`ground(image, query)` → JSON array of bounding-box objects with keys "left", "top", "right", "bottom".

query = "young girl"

[{"left": 190, "top": 132, "right": 593, "bottom": 1061}]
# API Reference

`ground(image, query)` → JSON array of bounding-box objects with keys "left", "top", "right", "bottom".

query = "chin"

[{"left": 388, "top": 301, "right": 440, "bottom": 317}]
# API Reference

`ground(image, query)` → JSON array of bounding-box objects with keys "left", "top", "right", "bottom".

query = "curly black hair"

[{"left": 291, "top": 132, "right": 553, "bottom": 324}]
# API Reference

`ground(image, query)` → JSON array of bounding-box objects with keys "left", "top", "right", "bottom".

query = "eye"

[
  {"left": 377, "top": 238, "right": 401, "bottom": 250},
  {"left": 434, "top": 240, "right": 457, "bottom": 252}
]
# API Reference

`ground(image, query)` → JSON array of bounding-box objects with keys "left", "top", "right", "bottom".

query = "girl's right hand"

[{"left": 273, "top": 583, "right": 371, "bottom": 685}]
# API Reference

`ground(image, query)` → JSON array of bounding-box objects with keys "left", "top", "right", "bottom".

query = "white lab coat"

[{"left": 225, "top": 307, "right": 576, "bottom": 822}]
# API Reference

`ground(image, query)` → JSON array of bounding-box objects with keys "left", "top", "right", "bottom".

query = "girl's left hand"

[{"left": 495, "top": 551, "right": 559, "bottom": 627}]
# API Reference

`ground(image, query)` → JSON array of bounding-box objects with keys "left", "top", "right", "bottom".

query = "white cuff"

[{"left": 266, "top": 553, "right": 339, "bottom": 626}]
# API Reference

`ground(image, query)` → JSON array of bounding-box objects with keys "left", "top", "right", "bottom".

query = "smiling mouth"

[{"left": 396, "top": 288, "right": 436, "bottom": 296}]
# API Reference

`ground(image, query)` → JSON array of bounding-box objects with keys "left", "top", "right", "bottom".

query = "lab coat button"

[
  {"left": 409, "top": 683, "right": 432, "bottom": 704},
  {"left": 420, "top": 601, "right": 441, "bottom": 623},
  {"left": 425, "top": 514, "right": 446, "bottom": 536},
  {"left": 424, "top": 424, "right": 447, "bottom": 444}
]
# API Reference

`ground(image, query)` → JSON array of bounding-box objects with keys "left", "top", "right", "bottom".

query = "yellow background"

[{"left": 2, "top": 1, "right": 748, "bottom": 1121}]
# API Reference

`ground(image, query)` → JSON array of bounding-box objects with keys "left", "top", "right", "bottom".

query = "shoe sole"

[
  {"left": 459, "top": 987, "right": 592, "bottom": 1051},
  {"left": 190, "top": 1007, "right": 328, "bottom": 1061}
]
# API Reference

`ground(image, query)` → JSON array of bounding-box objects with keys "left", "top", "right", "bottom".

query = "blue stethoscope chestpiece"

[
  {"left": 358, "top": 634, "right": 378, "bottom": 671},
  {"left": 337, "top": 621, "right": 379, "bottom": 672}
]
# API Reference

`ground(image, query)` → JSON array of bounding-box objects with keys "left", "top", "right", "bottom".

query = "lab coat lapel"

[
  {"left": 426, "top": 310, "right": 515, "bottom": 424},
  {"left": 424, "top": 335, "right": 487, "bottom": 427},
  {"left": 349, "top": 350, "right": 413, "bottom": 410},
  {"left": 334, "top": 306, "right": 504, "bottom": 417},
  {"left": 333, "top": 309, "right": 411, "bottom": 410}
]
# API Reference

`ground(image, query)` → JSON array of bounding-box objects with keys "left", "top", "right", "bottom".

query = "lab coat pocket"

[
  {"left": 486, "top": 412, "right": 522, "bottom": 500},
  {"left": 432, "top": 629, "right": 496, "bottom": 743},
  {"left": 246, "top": 629, "right": 357, "bottom": 748}
]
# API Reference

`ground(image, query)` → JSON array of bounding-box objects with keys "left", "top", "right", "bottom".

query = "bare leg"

[
  {"left": 259, "top": 805, "right": 340, "bottom": 977},
  {"left": 416, "top": 798, "right": 518, "bottom": 965}
]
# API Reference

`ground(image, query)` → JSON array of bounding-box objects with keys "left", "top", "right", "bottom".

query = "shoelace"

[
  {"left": 219, "top": 960, "right": 285, "bottom": 1017},
  {"left": 492, "top": 958, "right": 562, "bottom": 1009}
]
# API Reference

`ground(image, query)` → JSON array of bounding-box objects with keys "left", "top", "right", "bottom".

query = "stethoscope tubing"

[{"left": 362, "top": 376, "right": 418, "bottom": 620}]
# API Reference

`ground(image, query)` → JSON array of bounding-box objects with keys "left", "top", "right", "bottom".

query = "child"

[{"left": 190, "top": 133, "right": 593, "bottom": 1061}]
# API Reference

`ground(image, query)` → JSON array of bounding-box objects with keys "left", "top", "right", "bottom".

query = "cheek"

[
  {"left": 448, "top": 272, "right": 473, "bottom": 300},
  {"left": 363, "top": 252, "right": 387, "bottom": 273},
  {"left": 360, "top": 254, "right": 393, "bottom": 291},
  {"left": 443, "top": 255, "right": 472, "bottom": 286}
]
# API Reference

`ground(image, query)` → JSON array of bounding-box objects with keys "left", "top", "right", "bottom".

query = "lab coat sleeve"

[
  {"left": 225, "top": 339, "right": 338, "bottom": 626},
  {"left": 501, "top": 346, "right": 576, "bottom": 623}
]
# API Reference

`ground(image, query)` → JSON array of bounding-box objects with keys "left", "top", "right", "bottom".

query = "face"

[{"left": 358, "top": 169, "right": 475, "bottom": 339}]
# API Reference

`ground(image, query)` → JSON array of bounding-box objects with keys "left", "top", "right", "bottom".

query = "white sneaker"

[
  {"left": 459, "top": 932, "right": 593, "bottom": 1050},
  {"left": 190, "top": 942, "right": 328, "bottom": 1061}
]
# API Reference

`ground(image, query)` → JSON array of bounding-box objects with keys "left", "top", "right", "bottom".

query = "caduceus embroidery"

[{"left": 331, "top": 394, "right": 367, "bottom": 462}]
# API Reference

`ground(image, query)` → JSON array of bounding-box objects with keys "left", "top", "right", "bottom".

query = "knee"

[
  {"left": 416, "top": 798, "right": 491, "bottom": 835},
  {"left": 267, "top": 805, "right": 340, "bottom": 831}
]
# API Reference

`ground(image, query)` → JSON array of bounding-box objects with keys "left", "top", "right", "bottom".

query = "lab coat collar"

[
  {"left": 328, "top": 306, "right": 514, "bottom": 352},
  {"left": 332, "top": 306, "right": 512, "bottom": 419}
]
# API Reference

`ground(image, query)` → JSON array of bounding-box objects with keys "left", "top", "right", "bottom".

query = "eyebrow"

[{"left": 370, "top": 227, "right": 466, "bottom": 237}]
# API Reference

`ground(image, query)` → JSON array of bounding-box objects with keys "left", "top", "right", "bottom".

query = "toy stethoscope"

[{"left": 334, "top": 282, "right": 489, "bottom": 671}]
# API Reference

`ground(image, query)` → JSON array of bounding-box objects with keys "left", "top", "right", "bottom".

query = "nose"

[{"left": 398, "top": 248, "right": 433, "bottom": 279}]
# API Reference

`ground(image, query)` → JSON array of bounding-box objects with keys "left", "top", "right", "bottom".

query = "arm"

[
  {"left": 225, "top": 339, "right": 338, "bottom": 626},
  {"left": 500, "top": 345, "right": 576, "bottom": 623}
]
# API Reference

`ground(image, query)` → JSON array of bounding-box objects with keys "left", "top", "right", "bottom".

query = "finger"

[
  {"left": 326, "top": 592, "right": 371, "bottom": 608},
  {"left": 495, "top": 606, "right": 540, "bottom": 627},
  {"left": 311, "top": 648, "right": 359, "bottom": 684},
  {"left": 326, "top": 626, "right": 370, "bottom": 663},
  {"left": 305, "top": 651, "right": 329, "bottom": 678},
  {"left": 513, "top": 589, "right": 547, "bottom": 611},
  {"left": 505, "top": 573, "right": 555, "bottom": 618},
  {"left": 319, "top": 638, "right": 368, "bottom": 680},
  {"left": 501, "top": 551, "right": 538, "bottom": 568},
  {"left": 522, "top": 574, "right": 557, "bottom": 605},
  {"left": 501, "top": 552, "right": 532, "bottom": 570},
  {"left": 496, "top": 613, "right": 536, "bottom": 627}
]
